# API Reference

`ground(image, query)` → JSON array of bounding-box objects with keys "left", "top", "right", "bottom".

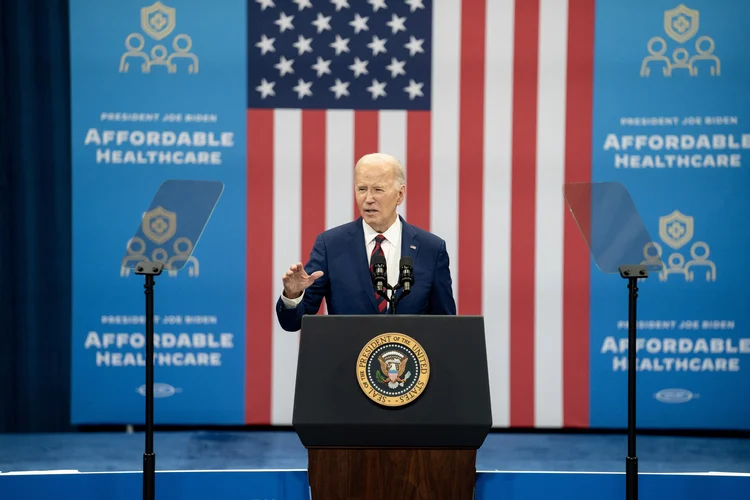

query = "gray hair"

[{"left": 355, "top": 153, "right": 406, "bottom": 188}]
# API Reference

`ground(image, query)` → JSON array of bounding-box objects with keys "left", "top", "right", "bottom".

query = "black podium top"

[{"left": 292, "top": 315, "right": 492, "bottom": 449}]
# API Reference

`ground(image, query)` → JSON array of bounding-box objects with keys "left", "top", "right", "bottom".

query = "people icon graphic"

[
  {"left": 147, "top": 45, "right": 170, "bottom": 72},
  {"left": 119, "top": 33, "right": 199, "bottom": 74},
  {"left": 639, "top": 5, "right": 720, "bottom": 78},
  {"left": 118, "top": 2, "right": 198, "bottom": 75},
  {"left": 661, "top": 253, "right": 691, "bottom": 282},
  {"left": 121, "top": 237, "right": 147, "bottom": 277},
  {"left": 119, "top": 33, "right": 150, "bottom": 73},
  {"left": 166, "top": 237, "right": 200, "bottom": 278},
  {"left": 167, "top": 34, "right": 199, "bottom": 74},
  {"left": 641, "top": 242, "right": 666, "bottom": 278},
  {"left": 670, "top": 48, "right": 693, "bottom": 76},
  {"left": 643, "top": 211, "right": 717, "bottom": 283},
  {"left": 685, "top": 242, "right": 717, "bottom": 282},
  {"left": 640, "top": 37, "right": 672, "bottom": 77},
  {"left": 689, "top": 36, "right": 721, "bottom": 76}
]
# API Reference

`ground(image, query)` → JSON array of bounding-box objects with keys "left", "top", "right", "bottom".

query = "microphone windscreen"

[
  {"left": 399, "top": 256, "right": 413, "bottom": 267},
  {"left": 372, "top": 254, "right": 387, "bottom": 268}
]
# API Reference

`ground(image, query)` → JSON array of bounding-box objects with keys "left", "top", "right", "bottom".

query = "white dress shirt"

[{"left": 280, "top": 218, "right": 402, "bottom": 308}]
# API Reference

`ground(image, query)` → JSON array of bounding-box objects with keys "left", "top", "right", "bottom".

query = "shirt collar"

[{"left": 363, "top": 216, "right": 401, "bottom": 244}]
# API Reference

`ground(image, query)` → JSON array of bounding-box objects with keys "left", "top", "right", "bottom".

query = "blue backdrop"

[
  {"left": 67, "top": 0, "right": 750, "bottom": 429},
  {"left": 590, "top": 0, "right": 750, "bottom": 428},
  {"left": 69, "top": 0, "right": 248, "bottom": 424}
]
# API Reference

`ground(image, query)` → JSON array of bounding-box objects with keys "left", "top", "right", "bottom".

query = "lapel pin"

[{"left": 410, "top": 245, "right": 416, "bottom": 250}]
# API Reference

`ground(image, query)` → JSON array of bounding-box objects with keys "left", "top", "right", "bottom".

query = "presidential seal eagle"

[{"left": 378, "top": 351, "right": 408, "bottom": 389}]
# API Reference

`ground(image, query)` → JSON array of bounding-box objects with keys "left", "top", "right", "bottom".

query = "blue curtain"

[{"left": 0, "top": 0, "right": 73, "bottom": 432}]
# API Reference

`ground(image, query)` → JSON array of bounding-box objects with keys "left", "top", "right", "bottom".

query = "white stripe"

[
  {"left": 534, "top": 0, "right": 569, "bottom": 428},
  {"left": 483, "top": 0, "right": 515, "bottom": 428},
  {"left": 271, "top": 110, "right": 302, "bottom": 425},
  {"left": 326, "top": 110, "right": 355, "bottom": 230},
  {"left": 378, "top": 110, "right": 407, "bottom": 220},
  {"left": 430, "top": 0, "right": 461, "bottom": 304}
]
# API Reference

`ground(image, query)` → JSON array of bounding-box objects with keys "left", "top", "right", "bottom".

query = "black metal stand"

[
  {"left": 375, "top": 279, "right": 414, "bottom": 314},
  {"left": 376, "top": 283, "right": 411, "bottom": 314},
  {"left": 134, "top": 261, "right": 164, "bottom": 500},
  {"left": 619, "top": 265, "right": 647, "bottom": 500}
]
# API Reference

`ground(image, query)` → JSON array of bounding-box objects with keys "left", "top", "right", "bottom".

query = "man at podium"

[{"left": 276, "top": 153, "right": 456, "bottom": 332}]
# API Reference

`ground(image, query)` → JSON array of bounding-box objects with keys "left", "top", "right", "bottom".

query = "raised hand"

[{"left": 282, "top": 262, "right": 324, "bottom": 299}]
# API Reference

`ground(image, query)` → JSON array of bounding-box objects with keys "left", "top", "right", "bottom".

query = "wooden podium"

[{"left": 292, "top": 315, "right": 492, "bottom": 500}]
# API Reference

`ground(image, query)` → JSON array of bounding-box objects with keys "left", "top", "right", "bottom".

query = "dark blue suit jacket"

[{"left": 275, "top": 216, "right": 456, "bottom": 332}]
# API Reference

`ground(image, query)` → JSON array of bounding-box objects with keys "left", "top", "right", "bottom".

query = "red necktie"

[{"left": 370, "top": 234, "right": 388, "bottom": 313}]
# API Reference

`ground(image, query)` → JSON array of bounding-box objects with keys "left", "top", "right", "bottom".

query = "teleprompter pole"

[
  {"left": 134, "top": 261, "right": 164, "bottom": 500},
  {"left": 619, "top": 265, "right": 647, "bottom": 500}
]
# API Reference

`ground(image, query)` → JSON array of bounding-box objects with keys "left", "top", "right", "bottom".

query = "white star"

[
  {"left": 404, "top": 0, "right": 424, "bottom": 13},
  {"left": 274, "top": 55, "right": 295, "bottom": 76},
  {"left": 329, "top": 78, "right": 350, "bottom": 99},
  {"left": 255, "top": 78, "right": 276, "bottom": 99},
  {"left": 329, "top": 34, "right": 350, "bottom": 55},
  {"left": 255, "top": 34, "right": 276, "bottom": 55},
  {"left": 256, "top": 0, "right": 275, "bottom": 11},
  {"left": 366, "top": 79, "right": 387, "bottom": 99},
  {"left": 386, "top": 14, "right": 406, "bottom": 34},
  {"left": 349, "top": 13, "right": 369, "bottom": 34},
  {"left": 404, "top": 36, "right": 424, "bottom": 56},
  {"left": 385, "top": 57, "right": 406, "bottom": 78},
  {"left": 292, "top": 78, "right": 313, "bottom": 99},
  {"left": 311, "top": 12, "right": 332, "bottom": 33},
  {"left": 330, "top": 0, "right": 350, "bottom": 11},
  {"left": 292, "top": 34, "right": 313, "bottom": 56},
  {"left": 367, "top": 35, "right": 387, "bottom": 56},
  {"left": 403, "top": 79, "right": 424, "bottom": 100},
  {"left": 348, "top": 57, "right": 369, "bottom": 78},
  {"left": 368, "top": 0, "right": 387, "bottom": 11},
  {"left": 274, "top": 12, "right": 295, "bottom": 32},
  {"left": 292, "top": 0, "right": 313, "bottom": 10},
  {"left": 311, "top": 57, "right": 332, "bottom": 77}
]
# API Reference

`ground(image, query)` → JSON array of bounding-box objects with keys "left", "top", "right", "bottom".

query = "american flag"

[
  {"left": 245, "top": 0, "right": 596, "bottom": 430},
  {"left": 248, "top": 0, "right": 431, "bottom": 110}
]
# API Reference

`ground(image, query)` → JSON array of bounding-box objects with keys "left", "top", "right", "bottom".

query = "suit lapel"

[
  {"left": 397, "top": 217, "right": 419, "bottom": 304},
  {"left": 348, "top": 218, "right": 379, "bottom": 312},
  {"left": 400, "top": 217, "right": 419, "bottom": 263}
]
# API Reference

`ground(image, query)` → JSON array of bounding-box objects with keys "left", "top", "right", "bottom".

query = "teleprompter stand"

[
  {"left": 619, "top": 264, "right": 648, "bottom": 500},
  {"left": 122, "top": 179, "right": 224, "bottom": 500},
  {"left": 133, "top": 261, "right": 163, "bottom": 500},
  {"left": 564, "top": 182, "right": 663, "bottom": 500}
]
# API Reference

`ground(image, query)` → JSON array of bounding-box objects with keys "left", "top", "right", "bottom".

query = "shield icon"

[
  {"left": 142, "top": 205, "right": 177, "bottom": 245},
  {"left": 141, "top": 1, "right": 176, "bottom": 41},
  {"left": 664, "top": 4, "right": 699, "bottom": 44},
  {"left": 658, "top": 210, "right": 694, "bottom": 250}
]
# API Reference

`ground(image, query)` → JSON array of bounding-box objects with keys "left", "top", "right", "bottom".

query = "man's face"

[{"left": 354, "top": 161, "right": 405, "bottom": 232}]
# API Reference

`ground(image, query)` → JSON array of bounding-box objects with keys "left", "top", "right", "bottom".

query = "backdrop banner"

[
  {"left": 69, "top": 0, "right": 750, "bottom": 429},
  {"left": 590, "top": 0, "right": 750, "bottom": 429},
  {"left": 70, "top": 0, "right": 248, "bottom": 424}
]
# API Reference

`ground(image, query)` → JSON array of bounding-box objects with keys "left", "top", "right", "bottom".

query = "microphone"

[
  {"left": 398, "top": 256, "right": 414, "bottom": 293},
  {"left": 371, "top": 254, "right": 387, "bottom": 293}
]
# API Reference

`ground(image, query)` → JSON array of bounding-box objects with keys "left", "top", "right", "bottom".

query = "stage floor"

[{"left": 1, "top": 430, "right": 748, "bottom": 474}]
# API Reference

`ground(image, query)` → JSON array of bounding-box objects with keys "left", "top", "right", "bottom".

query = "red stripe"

[
  {"left": 245, "top": 109, "right": 273, "bottom": 424},
  {"left": 510, "top": 0, "right": 541, "bottom": 427},
  {"left": 353, "top": 111, "right": 379, "bottom": 218},
  {"left": 301, "top": 110, "right": 327, "bottom": 315},
  {"left": 406, "top": 111, "right": 431, "bottom": 231},
  {"left": 563, "top": 0, "right": 595, "bottom": 428},
  {"left": 457, "top": 0, "right": 486, "bottom": 315}
]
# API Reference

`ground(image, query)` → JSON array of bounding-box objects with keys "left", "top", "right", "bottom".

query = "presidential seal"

[{"left": 356, "top": 333, "right": 430, "bottom": 407}]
